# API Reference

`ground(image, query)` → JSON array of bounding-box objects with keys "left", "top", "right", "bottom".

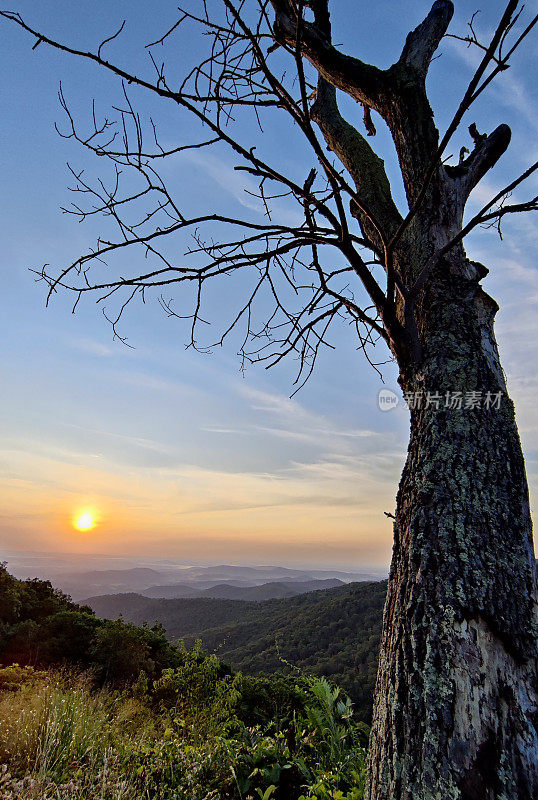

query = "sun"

[{"left": 73, "top": 511, "right": 96, "bottom": 532}]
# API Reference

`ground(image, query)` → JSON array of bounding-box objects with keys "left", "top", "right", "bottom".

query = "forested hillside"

[
  {"left": 89, "top": 581, "right": 386, "bottom": 720},
  {"left": 0, "top": 564, "right": 371, "bottom": 799},
  {"left": 141, "top": 577, "right": 344, "bottom": 600},
  {"left": 1, "top": 562, "right": 385, "bottom": 721},
  {"left": 0, "top": 563, "right": 182, "bottom": 685}
]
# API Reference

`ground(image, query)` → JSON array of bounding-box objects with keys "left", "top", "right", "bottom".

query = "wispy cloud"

[
  {"left": 237, "top": 385, "right": 383, "bottom": 451},
  {"left": 186, "top": 150, "right": 266, "bottom": 212},
  {"left": 65, "top": 424, "right": 177, "bottom": 456},
  {"left": 445, "top": 32, "right": 538, "bottom": 136},
  {"left": 185, "top": 150, "right": 305, "bottom": 225},
  {"left": 71, "top": 338, "right": 115, "bottom": 357}
]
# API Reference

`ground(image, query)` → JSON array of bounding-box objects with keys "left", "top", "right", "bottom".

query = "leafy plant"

[{"left": 0, "top": 566, "right": 368, "bottom": 799}]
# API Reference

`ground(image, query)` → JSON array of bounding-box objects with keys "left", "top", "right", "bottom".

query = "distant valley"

[
  {"left": 140, "top": 577, "right": 345, "bottom": 600},
  {"left": 3, "top": 557, "right": 386, "bottom": 720},
  {"left": 13, "top": 562, "right": 383, "bottom": 602},
  {"left": 87, "top": 579, "right": 387, "bottom": 720}
]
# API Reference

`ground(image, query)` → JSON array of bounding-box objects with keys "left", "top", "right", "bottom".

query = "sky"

[{"left": 0, "top": 0, "right": 537, "bottom": 571}]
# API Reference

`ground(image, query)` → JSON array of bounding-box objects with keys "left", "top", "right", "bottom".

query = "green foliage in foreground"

[
  {"left": 0, "top": 653, "right": 369, "bottom": 800},
  {"left": 1, "top": 563, "right": 385, "bottom": 723},
  {"left": 89, "top": 580, "right": 387, "bottom": 722},
  {"left": 0, "top": 564, "right": 181, "bottom": 686},
  {"left": 0, "top": 564, "right": 371, "bottom": 798}
]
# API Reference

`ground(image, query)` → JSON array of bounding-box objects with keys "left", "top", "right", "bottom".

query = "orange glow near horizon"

[{"left": 73, "top": 510, "right": 97, "bottom": 532}]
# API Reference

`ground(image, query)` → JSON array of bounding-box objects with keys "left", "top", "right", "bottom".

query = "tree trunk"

[{"left": 365, "top": 258, "right": 538, "bottom": 800}]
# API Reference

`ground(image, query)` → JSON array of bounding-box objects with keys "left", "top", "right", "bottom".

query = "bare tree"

[{"left": 1, "top": 1, "right": 537, "bottom": 796}]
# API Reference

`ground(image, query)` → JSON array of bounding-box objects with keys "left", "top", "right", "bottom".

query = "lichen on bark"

[{"left": 366, "top": 262, "right": 538, "bottom": 799}]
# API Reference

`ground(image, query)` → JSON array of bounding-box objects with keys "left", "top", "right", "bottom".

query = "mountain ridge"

[
  {"left": 140, "top": 577, "right": 345, "bottom": 601},
  {"left": 87, "top": 580, "right": 387, "bottom": 720},
  {"left": 42, "top": 563, "right": 382, "bottom": 601}
]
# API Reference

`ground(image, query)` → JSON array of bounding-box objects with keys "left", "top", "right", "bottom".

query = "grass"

[
  {"left": 0, "top": 670, "right": 150, "bottom": 799},
  {"left": 0, "top": 661, "right": 367, "bottom": 800}
]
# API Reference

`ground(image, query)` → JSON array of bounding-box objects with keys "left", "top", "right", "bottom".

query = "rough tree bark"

[
  {"left": 274, "top": 2, "right": 538, "bottom": 796},
  {"left": 366, "top": 9, "right": 537, "bottom": 796},
  {"left": 366, "top": 259, "right": 538, "bottom": 799}
]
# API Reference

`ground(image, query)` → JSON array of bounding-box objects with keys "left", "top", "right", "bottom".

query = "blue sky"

[{"left": 0, "top": 0, "right": 536, "bottom": 569}]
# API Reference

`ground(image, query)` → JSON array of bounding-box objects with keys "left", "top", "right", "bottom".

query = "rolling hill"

[
  {"left": 88, "top": 580, "right": 387, "bottom": 720},
  {"left": 23, "top": 561, "right": 381, "bottom": 602},
  {"left": 141, "top": 577, "right": 344, "bottom": 600}
]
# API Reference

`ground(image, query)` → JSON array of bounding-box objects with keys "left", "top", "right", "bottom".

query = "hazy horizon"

[{"left": 2, "top": 548, "right": 390, "bottom": 580}]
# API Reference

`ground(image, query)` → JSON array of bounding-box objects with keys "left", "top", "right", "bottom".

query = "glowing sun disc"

[{"left": 74, "top": 512, "right": 95, "bottom": 531}]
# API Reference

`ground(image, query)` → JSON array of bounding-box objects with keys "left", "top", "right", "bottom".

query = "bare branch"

[
  {"left": 0, "top": 0, "right": 534, "bottom": 380},
  {"left": 97, "top": 19, "right": 126, "bottom": 60},
  {"left": 389, "top": 0, "right": 534, "bottom": 254},
  {"left": 409, "top": 159, "right": 538, "bottom": 299},
  {"left": 447, "top": 123, "right": 512, "bottom": 202},
  {"left": 399, "top": 0, "right": 454, "bottom": 76},
  {"left": 269, "top": 0, "right": 388, "bottom": 111}
]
